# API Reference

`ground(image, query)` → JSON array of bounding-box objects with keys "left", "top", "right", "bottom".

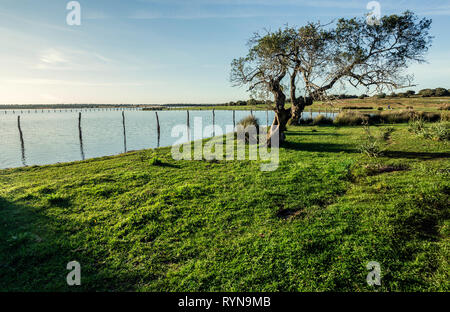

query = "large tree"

[{"left": 231, "top": 11, "right": 432, "bottom": 143}]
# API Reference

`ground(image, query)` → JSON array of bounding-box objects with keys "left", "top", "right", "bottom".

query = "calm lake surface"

[{"left": 0, "top": 109, "right": 336, "bottom": 169}]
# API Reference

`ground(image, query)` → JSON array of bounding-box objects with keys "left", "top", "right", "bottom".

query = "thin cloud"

[
  {"left": 129, "top": 0, "right": 365, "bottom": 20},
  {"left": 136, "top": 0, "right": 362, "bottom": 9},
  {"left": 35, "top": 48, "right": 114, "bottom": 71},
  {"left": 3, "top": 78, "right": 148, "bottom": 87}
]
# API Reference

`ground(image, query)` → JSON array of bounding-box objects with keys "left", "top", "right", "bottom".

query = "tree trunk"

[
  {"left": 289, "top": 97, "right": 313, "bottom": 125},
  {"left": 267, "top": 96, "right": 314, "bottom": 146},
  {"left": 267, "top": 83, "right": 289, "bottom": 141}
]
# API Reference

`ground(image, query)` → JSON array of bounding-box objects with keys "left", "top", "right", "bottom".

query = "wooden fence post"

[
  {"left": 17, "top": 116, "right": 26, "bottom": 166},
  {"left": 233, "top": 110, "right": 235, "bottom": 129},
  {"left": 122, "top": 111, "right": 127, "bottom": 153},
  {"left": 78, "top": 113, "right": 85, "bottom": 160},
  {"left": 155, "top": 111, "right": 161, "bottom": 148}
]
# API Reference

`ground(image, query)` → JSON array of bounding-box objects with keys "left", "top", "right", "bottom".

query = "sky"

[{"left": 0, "top": 0, "right": 449, "bottom": 104}]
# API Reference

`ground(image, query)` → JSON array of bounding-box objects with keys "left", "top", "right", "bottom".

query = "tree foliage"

[{"left": 231, "top": 11, "right": 433, "bottom": 134}]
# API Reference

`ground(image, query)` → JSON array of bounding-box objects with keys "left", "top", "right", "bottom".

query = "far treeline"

[{"left": 227, "top": 87, "right": 450, "bottom": 106}]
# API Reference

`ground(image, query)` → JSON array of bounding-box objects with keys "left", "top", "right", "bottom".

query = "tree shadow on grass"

[
  {"left": 0, "top": 197, "right": 137, "bottom": 291},
  {"left": 383, "top": 150, "right": 450, "bottom": 160},
  {"left": 282, "top": 141, "right": 358, "bottom": 154},
  {"left": 286, "top": 131, "right": 342, "bottom": 136}
]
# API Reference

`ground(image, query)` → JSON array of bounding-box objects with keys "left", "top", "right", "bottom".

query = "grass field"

[
  {"left": 175, "top": 97, "right": 450, "bottom": 112},
  {"left": 0, "top": 124, "right": 449, "bottom": 291}
]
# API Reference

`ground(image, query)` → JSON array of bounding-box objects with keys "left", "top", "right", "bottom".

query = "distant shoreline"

[{"left": 0, "top": 103, "right": 237, "bottom": 110}]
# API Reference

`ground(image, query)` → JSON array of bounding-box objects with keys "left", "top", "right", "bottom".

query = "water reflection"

[{"left": 1, "top": 109, "right": 325, "bottom": 169}]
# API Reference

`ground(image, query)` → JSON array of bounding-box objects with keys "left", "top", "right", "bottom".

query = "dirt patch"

[
  {"left": 365, "top": 164, "right": 409, "bottom": 176},
  {"left": 276, "top": 208, "right": 304, "bottom": 220}
]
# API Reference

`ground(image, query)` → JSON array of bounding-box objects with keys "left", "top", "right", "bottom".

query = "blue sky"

[{"left": 0, "top": 0, "right": 449, "bottom": 104}]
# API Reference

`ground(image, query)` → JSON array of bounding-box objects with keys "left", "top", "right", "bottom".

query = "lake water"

[{"left": 0, "top": 109, "right": 336, "bottom": 169}]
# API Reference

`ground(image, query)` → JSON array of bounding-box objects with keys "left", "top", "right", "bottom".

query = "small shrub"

[
  {"left": 441, "top": 111, "right": 450, "bottom": 122},
  {"left": 313, "top": 115, "right": 333, "bottom": 125},
  {"left": 416, "top": 111, "right": 441, "bottom": 122},
  {"left": 149, "top": 157, "right": 163, "bottom": 166},
  {"left": 380, "top": 110, "right": 413, "bottom": 123},
  {"left": 428, "top": 122, "right": 449, "bottom": 141},
  {"left": 334, "top": 111, "right": 368, "bottom": 126},
  {"left": 377, "top": 107, "right": 383, "bottom": 111},
  {"left": 358, "top": 124, "right": 382, "bottom": 158},
  {"left": 379, "top": 126, "right": 395, "bottom": 141},
  {"left": 238, "top": 115, "right": 259, "bottom": 129},
  {"left": 408, "top": 117, "right": 426, "bottom": 134},
  {"left": 237, "top": 115, "right": 260, "bottom": 143}
]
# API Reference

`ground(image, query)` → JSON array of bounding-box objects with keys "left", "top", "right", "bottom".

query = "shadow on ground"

[
  {"left": 282, "top": 141, "right": 358, "bottom": 154},
  {"left": 383, "top": 151, "right": 450, "bottom": 160},
  {"left": 0, "top": 197, "right": 136, "bottom": 291}
]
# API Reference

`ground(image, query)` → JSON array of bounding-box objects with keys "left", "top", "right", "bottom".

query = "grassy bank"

[
  {"left": 0, "top": 124, "right": 448, "bottom": 291},
  {"left": 171, "top": 97, "right": 450, "bottom": 112}
]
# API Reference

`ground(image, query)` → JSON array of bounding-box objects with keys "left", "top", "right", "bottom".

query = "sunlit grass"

[{"left": 0, "top": 124, "right": 448, "bottom": 291}]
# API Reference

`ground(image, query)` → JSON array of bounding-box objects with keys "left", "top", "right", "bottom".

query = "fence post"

[
  {"left": 155, "top": 111, "right": 161, "bottom": 148},
  {"left": 233, "top": 110, "right": 235, "bottom": 130},
  {"left": 122, "top": 111, "right": 127, "bottom": 153},
  {"left": 78, "top": 112, "right": 85, "bottom": 160},
  {"left": 17, "top": 116, "right": 26, "bottom": 166}
]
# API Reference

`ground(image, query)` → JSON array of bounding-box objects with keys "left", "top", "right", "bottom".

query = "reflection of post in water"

[
  {"left": 212, "top": 109, "right": 215, "bottom": 136},
  {"left": 233, "top": 110, "right": 235, "bottom": 130},
  {"left": 186, "top": 110, "right": 190, "bottom": 142},
  {"left": 155, "top": 111, "right": 161, "bottom": 148},
  {"left": 78, "top": 113, "right": 85, "bottom": 160},
  {"left": 17, "top": 116, "right": 26, "bottom": 166},
  {"left": 122, "top": 111, "right": 127, "bottom": 153}
]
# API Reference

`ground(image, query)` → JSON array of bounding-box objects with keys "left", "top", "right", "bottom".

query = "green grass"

[
  {"left": 0, "top": 124, "right": 448, "bottom": 291},
  {"left": 168, "top": 104, "right": 273, "bottom": 111},
  {"left": 169, "top": 97, "right": 450, "bottom": 112}
]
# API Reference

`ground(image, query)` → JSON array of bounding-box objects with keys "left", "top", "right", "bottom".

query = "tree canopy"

[{"left": 231, "top": 11, "right": 433, "bottom": 136}]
